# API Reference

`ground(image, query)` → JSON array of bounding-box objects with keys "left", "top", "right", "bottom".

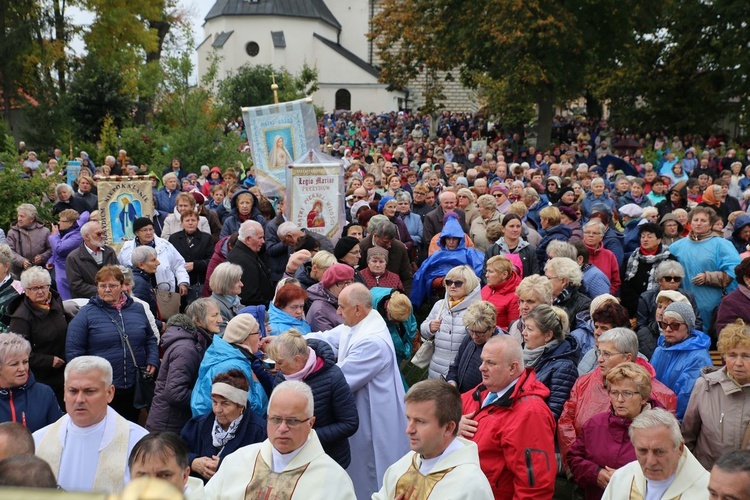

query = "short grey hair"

[
  {"left": 654, "top": 260, "right": 685, "bottom": 281},
  {"left": 65, "top": 355, "right": 113, "bottom": 387},
  {"left": 523, "top": 187, "right": 540, "bottom": 201},
  {"left": 80, "top": 221, "right": 101, "bottom": 239},
  {"left": 591, "top": 178, "right": 606, "bottom": 187},
  {"left": 343, "top": 283, "right": 373, "bottom": 311},
  {"left": 277, "top": 221, "right": 301, "bottom": 239},
  {"left": 0, "top": 333, "right": 31, "bottom": 366},
  {"left": 546, "top": 241, "right": 577, "bottom": 260},
  {"left": 584, "top": 220, "right": 605, "bottom": 236},
  {"left": 238, "top": 220, "right": 262, "bottom": 240},
  {"left": 598, "top": 328, "right": 639, "bottom": 358},
  {"left": 269, "top": 380, "right": 314, "bottom": 417},
  {"left": 372, "top": 220, "right": 398, "bottom": 239},
  {"left": 185, "top": 297, "right": 219, "bottom": 326},
  {"left": 16, "top": 204, "right": 37, "bottom": 220},
  {"left": 545, "top": 257, "right": 582, "bottom": 287},
  {"left": 20, "top": 266, "right": 51, "bottom": 289},
  {"left": 0, "top": 244, "right": 13, "bottom": 267},
  {"left": 55, "top": 183, "right": 73, "bottom": 197},
  {"left": 131, "top": 245, "right": 157, "bottom": 268},
  {"left": 394, "top": 191, "right": 412, "bottom": 203},
  {"left": 210, "top": 262, "right": 243, "bottom": 295},
  {"left": 367, "top": 214, "right": 390, "bottom": 234},
  {"left": 117, "top": 265, "right": 134, "bottom": 285},
  {"left": 628, "top": 408, "right": 683, "bottom": 449},
  {"left": 162, "top": 172, "right": 178, "bottom": 185}
]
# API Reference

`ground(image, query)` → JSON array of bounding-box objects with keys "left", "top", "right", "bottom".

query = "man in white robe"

[
  {"left": 374, "top": 379, "right": 492, "bottom": 499},
  {"left": 205, "top": 381, "right": 355, "bottom": 499},
  {"left": 33, "top": 356, "right": 149, "bottom": 493},
  {"left": 602, "top": 408, "right": 709, "bottom": 499},
  {"left": 307, "top": 283, "right": 409, "bottom": 499}
]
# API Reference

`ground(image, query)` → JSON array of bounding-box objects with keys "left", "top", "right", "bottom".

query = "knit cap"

[
  {"left": 133, "top": 217, "right": 153, "bottom": 233},
  {"left": 367, "top": 246, "right": 389, "bottom": 262},
  {"left": 590, "top": 294, "right": 618, "bottom": 316},
  {"left": 334, "top": 237, "right": 360, "bottom": 261},
  {"left": 656, "top": 290, "right": 689, "bottom": 305},
  {"left": 223, "top": 314, "right": 259, "bottom": 344},
  {"left": 663, "top": 301, "right": 696, "bottom": 332}
]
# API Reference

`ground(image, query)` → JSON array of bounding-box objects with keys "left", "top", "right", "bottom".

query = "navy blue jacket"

[
  {"left": 66, "top": 295, "right": 160, "bottom": 389},
  {"left": 131, "top": 267, "right": 158, "bottom": 320},
  {"left": 536, "top": 224, "right": 573, "bottom": 267},
  {"left": 272, "top": 339, "right": 358, "bottom": 468},
  {"left": 0, "top": 373, "right": 62, "bottom": 432},
  {"left": 181, "top": 409, "right": 266, "bottom": 481},
  {"left": 446, "top": 330, "right": 500, "bottom": 393},
  {"left": 533, "top": 335, "right": 581, "bottom": 419},
  {"left": 219, "top": 189, "right": 267, "bottom": 239}
]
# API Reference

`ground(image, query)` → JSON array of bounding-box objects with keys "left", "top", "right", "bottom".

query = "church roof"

[
  {"left": 313, "top": 34, "right": 380, "bottom": 78},
  {"left": 205, "top": 0, "right": 341, "bottom": 30}
]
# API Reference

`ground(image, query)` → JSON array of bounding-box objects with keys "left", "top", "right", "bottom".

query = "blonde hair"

[
  {"left": 444, "top": 265, "right": 479, "bottom": 294},
  {"left": 387, "top": 291, "right": 412, "bottom": 322},
  {"left": 539, "top": 206, "right": 561, "bottom": 226},
  {"left": 507, "top": 202, "right": 528, "bottom": 217},
  {"left": 605, "top": 361, "right": 652, "bottom": 399},
  {"left": 516, "top": 275, "right": 553, "bottom": 304},
  {"left": 718, "top": 319, "right": 750, "bottom": 357},
  {"left": 462, "top": 301, "right": 497, "bottom": 332},
  {"left": 267, "top": 329, "right": 309, "bottom": 363},
  {"left": 311, "top": 250, "right": 336, "bottom": 272},
  {"left": 486, "top": 255, "right": 514, "bottom": 277}
]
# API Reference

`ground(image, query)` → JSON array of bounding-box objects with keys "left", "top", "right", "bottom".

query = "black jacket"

[
  {"left": 446, "top": 330, "right": 500, "bottom": 393},
  {"left": 65, "top": 242, "right": 118, "bottom": 299},
  {"left": 227, "top": 241, "right": 274, "bottom": 306},
  {"left": 169, "top": 230, "right": 213, "bottom": 285}
]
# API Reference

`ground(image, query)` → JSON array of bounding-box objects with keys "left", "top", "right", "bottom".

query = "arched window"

[{"left": 335, "top": 89, "right": 351, "bottom": 110}]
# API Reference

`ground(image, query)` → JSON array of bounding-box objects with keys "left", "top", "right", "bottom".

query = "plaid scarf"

[{"left": 624, "top": 245, "right": 671, "bottom": 288}]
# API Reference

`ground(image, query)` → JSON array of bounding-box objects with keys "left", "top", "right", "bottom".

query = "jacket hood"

[
  {"left": 498, "top": 368, "right": 551, "bottom": 405},
  {"left": 540, "top": 335, "right": 581, "bottom": 365},
  {"left": 307, "top": 338, "right": 336, "bottom": 369},
  {"left": 0, "top": 371, "right": 38, "bottom": 397},
  {"left": 604, "top": 226, "right": 624, "bottom": 242},
  {"left": 657, "top": 330, "right": 711, "bottom": 351},
  {"left": 438, "top": 214, "right": 466, "bottom": 249},
  {"left": 732, "top": 215, "right": 750, "bottom": 238},
  {"left": 209, "top": 166, "right": 223, "bottom": 177},
  {"left": 634, "top": 357, "right": 657, "bottom": 378},
  {"left": 161, "top": 324, "right": 199, "bottom": 350},
  {"left": 447, "top": 283, "right": 482, "bottom": 312},
  {"left": 660, "top": 213, "right": 684, "bottom": 231},
  {"left": 488, "top": 269, "right": 521, "bottom": 294},
  {"left": 230, "top": 188, "right": 260, "bottom": 211},
  {"left": 546, "top": 224, "right": 572, "bottom": 239},
  {"left": 206, "top": 335, "right": 247, "bottom": 365},
  {"left": 306, "top": 282, "right": 338, "bottom": 306}
]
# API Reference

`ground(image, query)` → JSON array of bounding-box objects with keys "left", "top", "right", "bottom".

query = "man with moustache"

[{"left": 65, "top": 221, "right": 118, "bottom": 299}]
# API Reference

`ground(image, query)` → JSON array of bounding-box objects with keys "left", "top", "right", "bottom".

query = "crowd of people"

[{"left": 0, "top": 113, "right": 749, "bottom": 498}]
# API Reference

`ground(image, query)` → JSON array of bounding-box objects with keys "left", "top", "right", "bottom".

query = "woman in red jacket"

[{"left": 480, "top": 255, "right": 521, "bottom": 329}]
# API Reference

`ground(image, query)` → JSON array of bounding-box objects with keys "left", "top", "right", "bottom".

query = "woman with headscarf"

[{"left": 699, "top": 184, "right": 730, "bottom": 224}]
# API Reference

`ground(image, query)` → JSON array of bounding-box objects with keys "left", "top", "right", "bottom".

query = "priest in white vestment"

[
  {"left": 33, "top": 356, "right": 149, "bottom": 493},
  {"left": 205, "top": 381, "right": 355, "bottom": 499},
  {"left": 307, "top": 283, "right": 409, "bottom": 499}
]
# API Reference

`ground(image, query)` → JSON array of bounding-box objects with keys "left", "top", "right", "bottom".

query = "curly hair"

[{"left": 718, "top": 319, "right": 750, "bottom": 356}]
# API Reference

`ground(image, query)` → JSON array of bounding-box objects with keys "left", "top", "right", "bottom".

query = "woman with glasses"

[
  {"left": 445, "top": 302, "right": 500, "bottom": 393},
  {"left": 191, "top": 313, "right": 272, "bottom": 420},
  {"left": 545, "top": 257, "right": 592, "bottom": 327},
  {"left": 419, "top": 265, "right": 481, "bottom": 380},
  {"left": 268, "top": 283, "right": 311, "bottom": 336},
  {"left": 650, "top": 302, "right": 712, "bottom": 420},
  {"left": 682, "top": 319, "right": 750, "bottom": 470},
  {"left": 7, "top": 266, "right": 70, "bottom": 406},
  {"left": 182, "top": 369, "right": 266, "bottom": 482},
  {"left": 66, "top": 265, "right": 159, "bottom": 422},
  {"left": 481, "top": 255, "right": 521, "bottom": 329},
  {"left": 715, "top": 260, "right": 750, "bottom": 335},
  {"left": 507, "top": 275, "right": 554, "bottom": 344},
  {"left": 567, "top": 362, "right": 654, "bottom": 499},
  {"left": 266, "top": 330, "right": 358, "bottom": 468}
]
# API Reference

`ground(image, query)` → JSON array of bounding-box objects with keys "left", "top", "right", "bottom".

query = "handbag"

[
  {"left": 122, "top": 333, "right": 155, "bottom": 409},
  {"left": 410, "top": 338, "right": 434, "bottom": 369},
  {"left": 155, "top": 282, "right": 181, "bottom": 321}
]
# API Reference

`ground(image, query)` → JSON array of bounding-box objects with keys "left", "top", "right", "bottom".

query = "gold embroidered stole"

[
  {"left": 37, "top": 413, "right": 131, "bottom": 492},
  {"left": 629, "top": 477, "right": 683, "bottom": 500},
  {"left": 394, "top": 453, "right": 455, "bottom": 500},
  {"left": 244, "top": 452, "right": 310, "bottom": 499}
]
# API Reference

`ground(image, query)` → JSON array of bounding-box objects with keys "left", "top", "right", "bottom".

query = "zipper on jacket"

[
  {"left": 8, "top": 391, "right": 15, "bottom": 423},
  {"left": 720, "top": 412, "right": 724, "bottom": 442}
]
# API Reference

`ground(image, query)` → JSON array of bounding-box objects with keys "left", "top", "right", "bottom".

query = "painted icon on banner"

[{"left": 265, "top": 130, "right": 295, "bottom": 169}]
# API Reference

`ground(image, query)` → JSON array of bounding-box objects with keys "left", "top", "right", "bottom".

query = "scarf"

[
  {"left": 496, "top": 236, "right": 530, "bottom": 254},
  {"left": 111, "top": 293, "right": 128, "bottom": 311},
  {"left": 285, "top": 347, "right": 318, "bottom": 381},
  {"left": 212, "top": 413, "right": 244, "bottom": 449},
  {"left": 523, "top": 340, "right": 561, "bottom": 368},
  {"left": 553, "top": 286, "right": 573, "bottom": 306},
  {"left": 689, "top": 230, "right": 715, "bottom": 242},
  {"left": 623, "top": 245, "right": 671, "bottom": 288},
  {"left": 33, "top": 292, "right": 52, "bottom": 311}
]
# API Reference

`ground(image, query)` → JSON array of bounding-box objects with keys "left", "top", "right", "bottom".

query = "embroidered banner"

[
  {"left": 97, "top": 178, "right": 154, "bottom": 250},
  {"left": 287, "top": 160, "right": 345, "bottom": 245}
]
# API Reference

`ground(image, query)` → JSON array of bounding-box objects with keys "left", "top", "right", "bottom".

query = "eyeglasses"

[
  {"left": 248, "top": 330, "right": 260, "bottom": 336},
  {"left": 267, "top": 416, "right": 312, "bottom": 428},
  {"left": 27, "top": 285, "right": 50, "bottom": 293},
  {"left": 608, "top": 390, "right": 638, "bottom": 400},
  {"left": 545, "top": 275, "right": 561, "bottom": 281},
  {"left": 444, "top": 279, "right": 464, "bottom": 288},
  {"left": 493, "top": 193, "right": 505, "bottom": 198},
  {"left": 658, "top": 321, "right": 684, "bottom": 331},
  {"left": 97, "top": 283, "right": 121, "bottom": 290},
  {"left": 596, "top": 349, "right": 623, "bottom": 361},
  {"left": 583, "top": 231, "right": 601, "bottom": 236},
  {"left": 335, "top": 280, "right": 354, "bottom": 287},
  {"left": 466, "top": 327, "right": 492, "bottom": 336},
  {"left": 662, "top": 276, "right": 682, "bottom": 282}
]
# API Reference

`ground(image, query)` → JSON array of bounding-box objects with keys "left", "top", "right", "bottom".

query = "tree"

[
  {"left": 0, "top": 1, "right": 38, "bottom": 131},
  {"left": 217, "top": 63, "right": 318, "bottom": 117}
]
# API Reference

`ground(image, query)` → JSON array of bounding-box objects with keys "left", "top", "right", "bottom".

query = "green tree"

[{"left": 0, "top": 1, "right": 38, "bottom": 131}]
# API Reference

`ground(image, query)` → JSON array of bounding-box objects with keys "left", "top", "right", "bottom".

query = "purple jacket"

[
  {"left": 48, "top": 212, "right": 89, "bottom": 300},
  {"left": 566, "top": 409, "right": 637, "bottom": 500},
  {"left": 714, "top": 286, "right": 750, "bottom": 337}
]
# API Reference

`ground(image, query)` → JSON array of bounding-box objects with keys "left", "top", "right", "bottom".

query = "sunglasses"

[
  {"left": 444, "top": 279, "right": 464, "bottom": 288},
  {"left": 493, "top": 193, "right": 505, "bottom": 198},
  {"left": 658, "top": 321, "right": 684, "bottom": 331},
  {"left": 662, "top": 276, "right": 682, "bottom": 282}
]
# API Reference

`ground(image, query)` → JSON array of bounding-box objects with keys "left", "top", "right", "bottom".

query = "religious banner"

[
  {"left": 286, "top": 150, "right": 345, "bottom": 244},
  {"left": 96, "top": 177, "right": 154, "bottom": 251},
  {"left": 66, "top": 160, "right": 81, "bottom": 186},
  {"left": 242, "top": 98, "right": 319, "bottom": 197}
]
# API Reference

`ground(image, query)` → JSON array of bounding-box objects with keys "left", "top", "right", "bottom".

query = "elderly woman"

[
  {"left": 208, "top": 262, "right": 243, "bottom": 335},
  {"left": 545, "top": 256, "right": 591, "bottom": 326},
  {"left": 508, "top": 275, "right": 553, "bottom": 343},
  {"left": 576, "top": 301, "right": 631, "bottom": 375},
  {"left": 445, "top": 301, "right": 500, "bottom": 393},
  {"left": 558, "top": 328, "right": 677, "bottom": 465},
  {"left": 155, "top": 172, "right": 180, "bottom": 233},
  {"left": 267, "top": 330, "right": 358, "bottom": 468},
  {"left": 115, "top": 266, "right": 162, "bottom": 343},
  {"left": 567, "top": 362, "right": 654, "bottom": 499},
  {"left": 419, "top": 265, "right": 481, "bottom": 380},
  {"left": 650, "top": 301, "right": 713, "bottom": 420},
  {"left": 7, "top": 204, "right": 51, "bottom": 280},
  {"left": 8, "top": 266, "right": 69, "bottom": 404},
  {"left": 130, "top": 245, "right": 160, "bottom": 320},
  {"left": 360, "top": 247, "right": 404, "bottom": 291},
  {"left": 378, "top": 197, "right": 415, "bottom": 252},
  {"left": 0, "top": 245, "right": 22, "bottom": 330},
  {"left": 182, "top": 369, "right": 267, "bottom": 482},
  {"left": 669, "top": 207, "right": 741, "bottom": 329},
  {"left": 66, "top": 265, "right": 159, "bottom": 422},
  {"left": 395, "top": 191, "right": 423, "bottom": 249},
  {"left": 268, "top": 283, "right": 311, "bottom": 336},
  {"left": 714, "top": 259, "right": 750, "bottom": 335},
  {"left": 456, "top": 187, "right": 479, "bottom": 227},
  {"left": 581, "top": 178, "right": 614, "bottom": 221},
  {"left": 485, "top": 213, "right": 540, "bottom": 278},
  {"left": 48, "top": 209, "right": 88, "bottom": 300},
  {"left": 53, "top": 183, "right": 85, "bottom": 215},
  {"left": 160, "top": 191, "right": 211, "bottom": 240},
  {"left": 371, "top": 288, "right": 416, "bottom": 364},
  {"left": 219, "top": 189, "right": 266, "bottom": 239},
  {"left": 522, "top": 304, "right": 579, "bottom": 418},
  {"left": 0, "top": 332, "right": 61, "bottom": 431},
  {"left": 636, "top": 260, "right": 702, "bottom": 337},
  {"left": 470, "top": 194, "right": 502, "bottom": 253},
  {"left": 659, "top": 213, "right": 684, "bottom": 246},
  {"left": 306, "top": 264, "right": 354, "bottom": 332},
  {"left": 191, "top": 314, "right": 272, "bottom": 420},
  {"left": 620, "top": 222, "right": 675, "bottom": 318},
  {"left": 169, "top": 209, "right": 213, "bottom": 304},
  {"left": 682, "top": 319, "right": 750, "bottom": 470},
  {"left": 481, "top": 255, "right": 521, "bottom": 329},
  {"left": 147, "top": 299, "right": 222, "bottom": 433}
]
